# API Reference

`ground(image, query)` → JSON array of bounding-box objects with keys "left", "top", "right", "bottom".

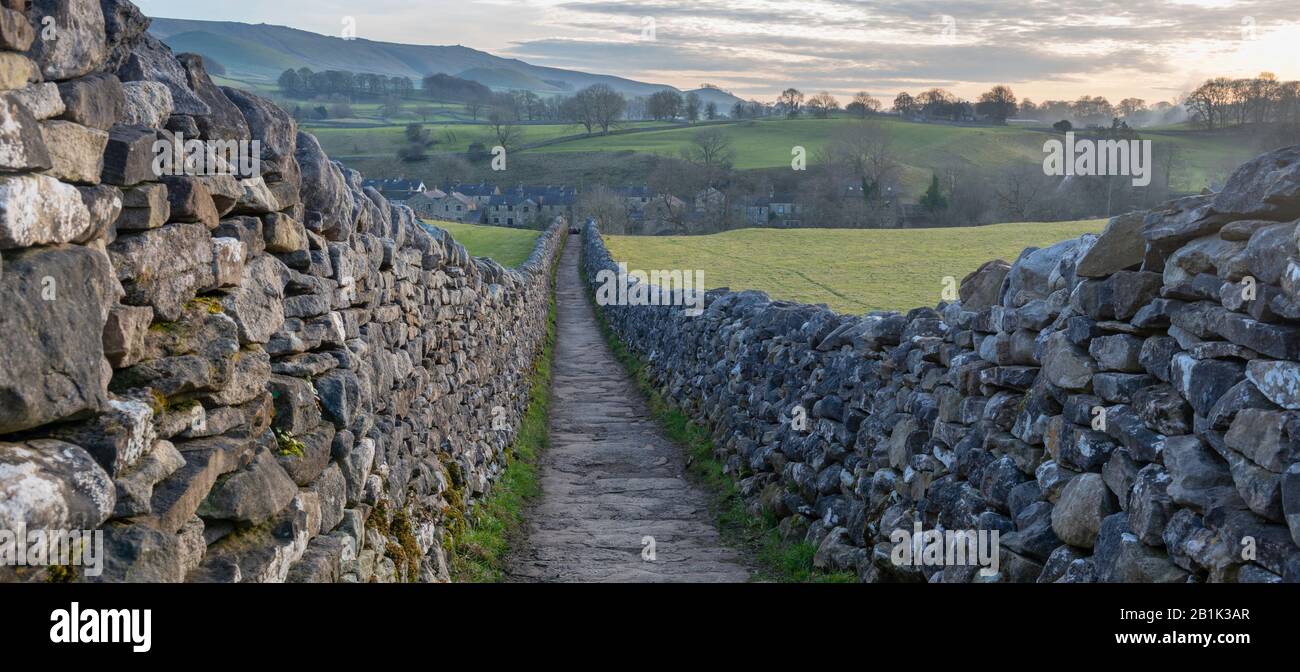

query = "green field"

[
  {"left": 301, "top": 115, "right": 1257, "bottom": 195},
  {"left": 307, "top": 120, "right": 678, "bottom": 158},
  {"left": 544, "top": 118, "right": 1043, "bottom": 187},
  {"left": 603, "top": 220, "right": 1108, "bottom": 313},
  {"left": 209, "top": 69, "right": 1261, "bottom": 199},
  {"left": 310, "top": 123, "right": 573, "bottom": 157},
  {"left": 536, "top": 117, "right": 1256, "bottom": 194},
  {"left": 427, "top": 221, "right": 541, "bottom": 267}
]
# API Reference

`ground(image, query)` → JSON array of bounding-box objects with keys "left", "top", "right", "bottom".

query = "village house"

[
  {"left": 694, "top": 186, "right": 726, "bottom": 213},
  {"left": 404, "top": 187, "right": 445, "bottom": 217},
  {"left": 442, "top": 181, "right": 499, "bottom": 208},
  {"left": 486, "top": 193, "right": 540, "bottom": 228},
  {"left": 637, "top": 194, "right": 690, "bottom": 234},
  {"left": 361, "top": 178, "right": 426, "bottom": 204},
  {"left": 407, "top": 188, "right": 478, "bottom": 222},
  {"left": 732, "top": 193, "right": 805, "bottom": 227},
  {"left": 768, "top": 193, "right": 802, "bottom": 227},
  {"left": 613, "top": 186, "right": 653, "bottom": 211},
  {"left": 368, "top": 177, "right": 688, "bottom": 230},
  {"left": 538, "top": 191, "right": 576, "bottom": 223},
  {"left": 650, "top": 193, "right": 688, "bottom": 213},
  {"left": 735, "top": 195, "right": 770, "bottom": 226},
  {"left": 500, "top": 184, "right": 577, "bottom": 225}
]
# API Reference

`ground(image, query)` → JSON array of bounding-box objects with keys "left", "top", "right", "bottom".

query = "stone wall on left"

[{"left": 0, "top": 0, "right": 563, "bottom": 583}]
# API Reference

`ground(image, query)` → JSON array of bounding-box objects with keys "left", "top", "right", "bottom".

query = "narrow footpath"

[{"left": 507, "top": 237, "right": 754, "bottom": 582}]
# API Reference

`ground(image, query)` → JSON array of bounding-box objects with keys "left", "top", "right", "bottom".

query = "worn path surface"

[{"left": 507, "top": 236, "right": 754, "bottom": 582}]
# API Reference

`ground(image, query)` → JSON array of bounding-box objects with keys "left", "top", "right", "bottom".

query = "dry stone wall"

[
  {"left": 0, "top": 0, "right": 562, "bottom": 582},
  {"left": 584, "top": 144, "right": 1300, "bottom": 583}
]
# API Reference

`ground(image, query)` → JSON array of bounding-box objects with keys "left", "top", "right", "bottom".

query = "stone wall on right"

[{"left": 583, "top": 144, "right": 1300, "bottom": 583}]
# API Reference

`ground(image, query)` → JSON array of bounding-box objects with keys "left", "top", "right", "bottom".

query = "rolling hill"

[
  {"left": 455, "top": 67, "right": 569, "bottom": 94},
  {"left": 309, "top": 114, "right": 1257, "bottom": 200},
  {"left": 149, "top": 17, "right": 702, "bottom": 100},
  {"left": 531, "top": 117, "right": 1256, "bottom": 194},
  {"left": 684, "top": 87, "right": 746, "bottom": 113}
]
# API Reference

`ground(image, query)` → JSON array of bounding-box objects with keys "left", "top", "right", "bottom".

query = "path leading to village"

[{"left": 506, "top": 238, "right": 754, "bottom": 582}]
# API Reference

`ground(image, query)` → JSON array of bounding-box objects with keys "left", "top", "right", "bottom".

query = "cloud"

[
  {"left": 556, "top": 2, "right": 1286, "bottom": 99},
  {"left": 144, "top": 0, "right": 1300, "bottom": 102}
]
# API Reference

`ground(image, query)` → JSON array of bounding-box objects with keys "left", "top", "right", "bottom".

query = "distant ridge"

[{"left": 148, "top": 16, "right": 744, "bottom": 109}]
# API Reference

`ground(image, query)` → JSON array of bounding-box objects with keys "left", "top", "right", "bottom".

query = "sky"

[{"left": 135, "top": 0, "right": 1300, "bottom": 104}]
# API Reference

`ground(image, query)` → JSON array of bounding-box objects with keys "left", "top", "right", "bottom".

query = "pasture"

[
  {"left": 426, "top": 221, "right": 542, "bottom": 267},
  {"left": 603, "top": 220, "right": 1109, "bottom": 313}
]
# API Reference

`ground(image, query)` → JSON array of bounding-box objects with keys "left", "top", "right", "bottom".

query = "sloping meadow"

[{"left": 584, "top": 145, "right": 1300, "bottom": 582}]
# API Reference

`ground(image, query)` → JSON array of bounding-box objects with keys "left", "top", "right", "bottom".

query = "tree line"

[
  {"left": 279, "top": 65, "right": 1300, "bottom": 138},
  {"left": 1183, "top": 72, "right": 1300, "bottom": 131},
  {"left": 887, "top": 86, "right": 1017, "bottom": 123},
  {"left": 892, "top": 72, "right": 1300, "bottom": 136},
  {"left": 278, "top": 67, "right": 414, "bottom": 99}
]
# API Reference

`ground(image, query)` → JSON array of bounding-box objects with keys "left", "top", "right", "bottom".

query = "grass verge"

[
  {"left": 446, "top": 238, "right": 562, "bottom": 582},
  {"left": 581, "top": 249, "right": 857, "bottom": 583}
]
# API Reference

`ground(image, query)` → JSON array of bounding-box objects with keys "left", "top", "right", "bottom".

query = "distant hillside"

[
  {"left": 456, "top": 67, "right": 568, "bottom": 94},
  {"left": 685, "top": 87, "right": 745, "bottom": 112},
  {"left": 161, "top": 30, "right": 301, "bottom": 77},
  {"left": 149, "top": 17, "right": 681, "bottom": 99}
]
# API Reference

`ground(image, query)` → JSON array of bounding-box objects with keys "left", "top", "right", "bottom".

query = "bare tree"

[
  {"left": 1117, "top": 97, "right": 1147, "bottom": 119},
  {"left": 589, "top": 85, "right": 626, "bottom": 134},
  {"left": 848, "top": 91, "right": 880, "bottom": 118},
  {"left": 560, "top": 94, "right": 597, "bottom": 134},
  {"left": 487, "top": 110, "right": 524, "bottom": 150},
  {"left": 648, "top": 90, "right": 684, "bottom": 121},
  {"left": 893, "top": 92, "right": 917, "bottom": 117},
  {"left": 976, "top": 85, "right": 1018, "bottom": 123},
  {"left": 994, "top": 163, "right": 1050, "bottom": 221},
  {"left": 806, "top": 92, "right": 840, "bottom": 118},
  {"left": 647, "top": 159, "right": 695, "bottom": 233},
  {"left": 777, "top": 88, "right": 804, "bottom": 118},
  {"left": 826, "top": 121, "right": 899, "bottom": 195},
  {"left": 818, "top": 121, "right": 901, "bottom": 227},
  {"left": 683, "top": 128, "right": 734, "bottom": 169},
  {"left": 685, "top": 91, "right": 702, "bottom": 123},
  {"left": 563, "top": 84, "right": 626, "bottom": 135},
  {"left": 576, "top": 186, "right": 630, "bottom": 234}
]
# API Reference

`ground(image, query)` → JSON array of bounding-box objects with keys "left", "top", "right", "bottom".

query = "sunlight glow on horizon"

[{"left": 135, "top": 0, "right": 1300, "bottom": 104}]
